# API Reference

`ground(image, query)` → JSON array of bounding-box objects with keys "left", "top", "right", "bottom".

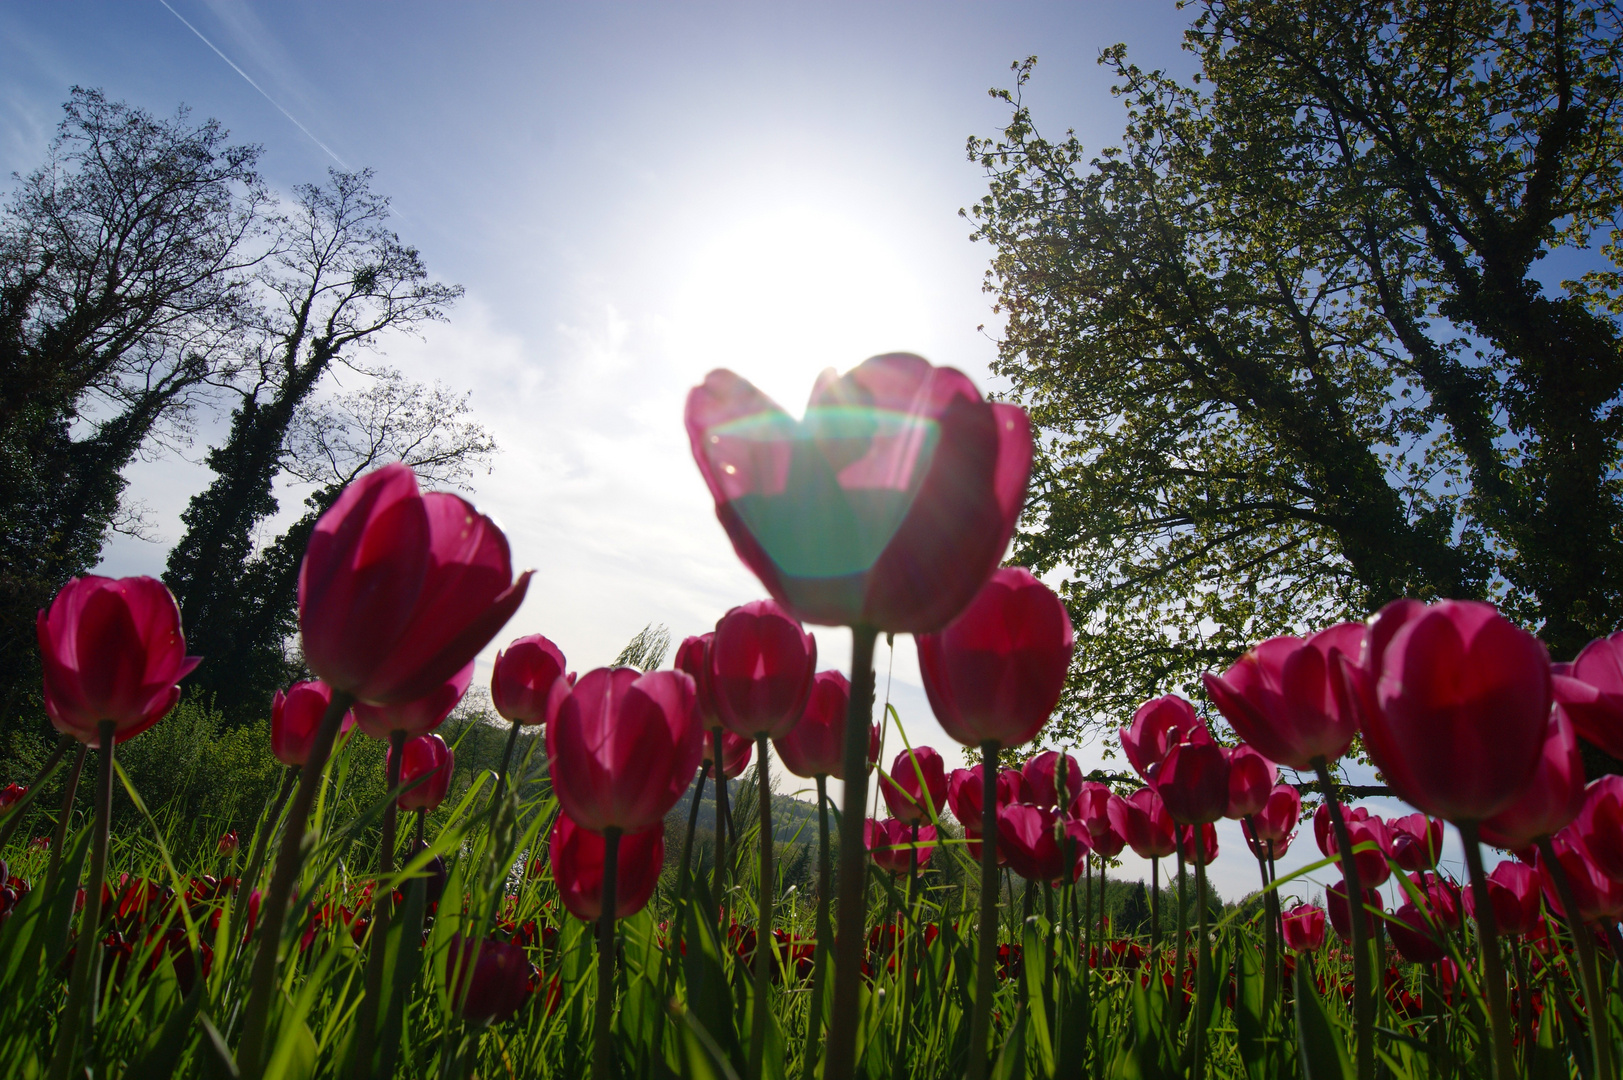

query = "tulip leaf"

[
  {"left": 990, "top": 1002, "right": 1028, "bottom": 1080},
  {"left": 682, "top": 877, "right": 744, "bottom": 1072},
  {"left": 1233, "top": 928, "right": 1272, "bottom": 1080},
  {"left": 1295, "top": 958, "right": 1354, "bottom": 1080},
  {"left": 1021, "top": 916, "right": 1056, "bottom": 1077}
]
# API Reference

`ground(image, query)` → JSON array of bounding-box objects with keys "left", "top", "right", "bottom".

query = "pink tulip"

[
  {"left": 865, "top": 817, "right": 935, "bottom": 875},
  {"left": 710, "top": 600, "right": 817, "bottom": 739},
  {"left": 1342, "top": 599, "right": 1550, "bottom": 822},
  {"left": 1176, "top": 822, "right": 1218, "bottom": 866},
  {"left": 1242, "top": 783, "right": 1301, "bottom": 858},
  {"left": 1553, "top": 632, "right": 1623, "bottom": 759},
  {"left": 1327, "top": 879, "right": 1384, "bottom": 941},
  {"left": 674, "top": 633, "right": 722, "bottom": 727},
  {"left": 391, "top": 734, "right": 454, "bottom": 812},
  {"left": 445, "top": 934, "right": 535, "bottom": 1023},
  {"left": 546, "top": 667, "right": 704, "bottom": 833},
  {"left": 1538, "top": 829, "right": 1623, "bottom": 923},
  {"left": 1281, "top": 904, "right": 1326, "bottom": 951},
  {"left": 704, "top": 728, "right": 754, "bottom": 779},
  {"left": 298, "top": 463, "right": 531, "bottom": 705},
  {"left": 997, "top": 804, "right": 1067, "bottom": 881},
  {"left": 917, "top": 568, "right": 1073, "bottom": 748},
  {"left": 879, "top": 746, "right": 948, "bottom": 824},
  {"left": 1313, "top": 804, "right": 1393, "bottom": 886},
  {"left": 1479, "top": 704, "right": 1585, "bottom": 849},
  {"left": 1570, "top": 775, "right": 1623, "bottom": 882},
  {"left": 1109, "top": 787, "right": 1177, "bottom": 859},
  {"left": 271, "top": 681, "right": 349, "bottom": 767},
  {"left": 1463, "top": 861, "right": 1541, "bottom": 937},
  {"left": 1224, "top": 745, "right": 1277, "bottom": 820},
  {"left": 1386, "top": 813, "right": 1443, "bottom": 872},
  {"left": 1121, "top": 695, "right": 1208, "bottom": 779},
  {"left": 490, "top": 634, "right": 568, "bottom": 725},
  {"left": 37, "top": 576, "right": 200, "bottom": 746},
  {"left": 1202, "top": 623, "right": 1366, "bottom": 770},
  {"left": 947, "top": 765, "right": 1028, "bottom": 837},
  {"left": 549, "top": 813, "right": 665, "bottom": 921},
  {"left": 685, "top": 354, "right": 1032, "bottom": 632},
  {"left": 1069, "top": 783, "right": 1127, "bottom": 858},
  {"left": 1024, "top": 751, "right": 1082, "bottom": 810},
  {"left": 1412, "top": 871, "right": 1462, "bottom": 930},
  {"left": 777, "top": 671, "right": 845, "bottom": 778},
  {"left": 1388, "top": 903, "right": 1447, "bottom": 964},
  {"left": 1152, "top": 737, "right": 1229, "bottom": 825},
  {"left": 351, "top": 662, "right": 473, "bottom": 740}
]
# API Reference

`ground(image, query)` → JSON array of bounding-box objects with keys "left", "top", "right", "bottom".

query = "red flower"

[
  {"left": 705, "top": 728, "right": 754, "bottom": 778},
  {"left": 37, "top": 576, "right": 200, "bottom": 746},
  {"left": 878, "top": 746, "right": 948, "bottom": 824},
  {"left": 1281, "top": 903, "right": 1326, "bottom": 952},
  {"left": 1386, "top": 812, "right": 1443, "bottom": 872},
  {"left": 685, "top": 354, "right": 1032, "bottom": 632},
  {"left": 546, "top": 667, "right": 703, "bottom": 833},
  {"left": 1537, "top": 829, "right": 1623, "bottom": 924},
  {"left": 298, "top": 463, "right": 530, "bottom": 705},
  {"left": 1070, "top": 782, "right": 1126, "bottom": 858},
  {"left": 947, "top": 765, "right": 1026, "bottom": 838},
  {"left": 1464, "top": 860, "right": 1541, "bottom": 937},
  {"left": 865, "top": 817, "right": 935, "bottom": 875},
  {"left": 0, "top": 783, "right": 27, "bottom": 814},
  {"left": 217, "top": 831, "right": 239, "bottom": 856},
  {"left": 1108, "top": 787, "right": 1177, "bottom": 860},
  {"left": 1326, "top": 879, "right": 1383, "bottom": 941},
  {"left": 997, "top": 804, "right": 1067, "bottom": 881},
  {"left": 1176, "top": 822, "right": 1218, "bottom": 866},
  {"left": 916, "top": 567, "right": 1072, "bottom": 748},
  {"left": 1241, "top": 784, "right": 1300, "bottom": 858},
  {"left": 351, "top": 661, "right": 472, "bottom": 739},
  {"left": 710, "top": 599, "right": 817, "bottom": 739},
  {"left": 445, "top": 934, "right": 535, "bottom": 1023},
  {"left": 1202, "top": 623, "right": 1365, "bottom": 770},
  {"left": 1313, "top": 804, "right": 1393, "bottom": 886},
  {"left": 1569, "top": 775, "right": 1623, "bottom": 883},
  {"left": 1151, "top": 737, "right": 1229, "bottom": 825},
  {"left": 1387, "top": 903, "right": 1447, "bottom": 964},
  {"left": 1551, "top": 632, "right": 1623, "bottom": 759},
  {"left": 1121, "top": 695, "right": 1208, "bottom": 780},
  {"left": 775, "top": 670, "right": 879, "bottom": 779},
  {"left": 1022, "top": 751, "right": 1081, "bottom": 810},
  {"left": 1479, "top": 703, "right": 1585, "bottom": 849},
  {"left": 1411, "top": 871, "right": 1463, "bottom": 931},
  {"left": 490, "top": 634, "right": 568, "bottom": 725},
  {"left": 271, "top": 681, "right": 349, "bottom": 766},
  {"left": 549, "top": 813, "right": 664, "bottom": 921},
  {"left": 1223, "top": 745, "right": 1276, "bottom": 820},
  {"left": 1342, "top": 599, "right": 1551, "bottom": 823},
  {"left": 391, "top": 733, "right": 454, "bottom": 811}
]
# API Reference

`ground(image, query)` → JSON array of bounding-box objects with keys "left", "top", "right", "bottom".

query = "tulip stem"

[
  {"left": 749, "top": 736, "right": 773, "bottom": 1080},
  {"left": 1247, "top": 819, "right": 1277, "bottom": 1009},
  {"left": 1537, "top": 835, "right": 1614, "bottom": 1080},
  {"left": 1150, "top": 856, "right": 1160, "bottom": 966},
  {"left": 239, "top": 690, "right": 354, "bottom": 1080},
  {"left": 44, "top": 742, "right": 88, "bottom": 899},
  {"left": 712, "top": 728, "right": 729, "bottom": 921},
  {"left": 1175, "top": 847, "right": 1187, "bottom": 1028},
  {"left": 0, "top": 733, "right": 71, "bottom": 854},
  {"left": 1314, "top": 759, "right": 1373, "bottom": 1080},
  {"left": 48, "top": 721, "right": 114, "bottom": 1080},
  {"left": 353, "top": 729, "right": 406, "bottom": 1080},
  {"left": 825, "top": 624, "right": 878, "bottom": 1080},
  {"left": 800, "top": 774, "right": 832, "bottom": 1080},
  {"left": 493, "top": 717, "right": 523, "bottom": 804},
  {"left": 1458, "top": 823, "right": 1514, "bottom": 1080},
  {"left": 1192, "top": 825, "right": 1211, "bottom": 1080},
  {"left": 231, "top": 765, "right": 298, "bottom": 963},
  {"left": 967, "top": 740, "right": 1000, "bottom": 1080},
  {"left": 594, "top": 827, "right": 622, "bottom": 1080}
]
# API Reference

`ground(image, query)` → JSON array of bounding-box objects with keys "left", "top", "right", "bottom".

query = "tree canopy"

[{"left": 967, "top": 0, "right": 1623, "bottom": 750}]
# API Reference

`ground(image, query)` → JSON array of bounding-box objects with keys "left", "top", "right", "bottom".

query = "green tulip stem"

[
  {"left": 653, "top": 762, "right": 710, "bottom": 1069},
  {"left": 593, "top": 826, "right": 622, "bottom": 1080},
  {"left": 825, "top": 623, "right": 878, "bottom": 1080},
  {"left": 1247, "top": 817, "right": 1278, "bottom": 1008},
  {"left": 44, "top": 742, "right": 88, "bottom": 897},
  {"left": 239, "top": 690, "right": 355, "bottom": 1080},
  {"left": 749, "top": 734, "right": 773, "bottom": 1080},
  {"left": 1175, "top": 846, "right": 1187, "bottom": 1027},
  {"left": 1459, "top": 822, "right": 1514, "bottom": 1080},
  {"left": 493, "top": 717, "right": 524, "bottom": 803},
  {"left": 1192, "top": 824, "right": 1211, "bottom": 1080},
  {"left": 48, "top": 720, "right": 114, "bottom": 1080},
  {"left": 1314, "top": 758, "right": 1373, "bottom": 1080},
  {"left": 712, "top": 727, "right": 730, "bottom": 919},
  {"left": 1537, "top": 834, "right": 1614, "bottom": 1080},
  {"left": 0, "top": 733, "right": 71, "bottom": 854},
  {"left": 353, "top": 728, "right": 407, "bottom": 1079},
  {"left": 1150, "top": 856, "right": 1160, "bottom": 966},
  {"left": 799, "top": 773, "right": 833, "bottom": 1080},
  {"left": 966, "top": 739, "right": 1000, "bottom": 1080}
]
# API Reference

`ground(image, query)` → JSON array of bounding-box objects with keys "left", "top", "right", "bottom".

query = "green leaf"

[{"left": 1295, "top": 959, "right": 1353, "bottom": 1080}]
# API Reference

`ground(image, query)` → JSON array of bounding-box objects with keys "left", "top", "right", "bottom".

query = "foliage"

[{"left": 966, "top": 0, "right": 1623, "bottom": 742}]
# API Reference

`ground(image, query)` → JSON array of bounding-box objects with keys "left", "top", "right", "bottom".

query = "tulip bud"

[
  {"left": 37, "top": 576, "right": 201, "bottom": 746},
  {"left": 1326, "top": 879, "right": 1383, "bottom": 941},
  {"left": 1176, "top": 822, "right": 1218, "bottom": 866},
  {"left": 1152, "top": 738, "right": 1229, "bottom": 825},
  {"left": 1569, "top": 775, "right": 1623, "bottom": 882},
  {"left": 271, "top": 681, "right": 349, "bottom": 767},
  {"left": 1386, "top": 813, "right": 1443, "bottom": 872},
  {"left": 775, "top": 670, "right": 852, "bottom": 779},
  {"left": 217, "top": 831, "right": 239, "bottom": 856},
  {"left": 947, "top": 765, "right": 1027, "bottom": 837},
  {"left": 490, "top": 634, "right": 568, "bottom": 725},
  {"left": 1387, "top": 903, "right": 1447, "bottom": 964},
  {"left": 1070, "top": 782, "right": 1126, "bottom": 857},
  {"left": 704, "top": 728, "right": 754, "bottom": 779},
  {"left": 1281, "top": 904, "right": 1326, "bottom": 952},
  {"left": 0, "top": 783, "right": 26, "bottom": 814},
  {"left": 391, "top": 733, "right": 454, "bottom": 811},
  {"left": 445, "top": 934, "right": 535, "bottom": 1023},
  {"left": 1538, "top": 830, "right": 1623, "bottom": 924},
  {"left": 1241, "top": 783, "right": 1300, "bottom": 858},
  {"left": 1552, "top": 632, "right": 1623, "bottom": 760},
  {"left": 1463, "top": 861, "right": 1540, "bottom": 938},
  {"left": 710, "top": 599, "right": 817, "bottom": 739},
  {"left": 1312, "top": 804, "right": 1393, "bottom": 886},
  {"left": 878, "top": 746, "right": 948, "bottom": 824},
  {"left": 549, "top": 814, "right": 664, "bottom": 921}
]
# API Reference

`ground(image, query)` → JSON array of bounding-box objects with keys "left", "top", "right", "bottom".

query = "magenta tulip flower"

[
  {"left": 37, "top": 575, "right": 200, "bottom": 746},
  {"left": 916, "top": 567, "right": 1073, "bottom": 749},
  {"left": 1109, "top": 787, "right": 1177, "bottom": 859},
  {"left": 997, "top": 804, "right": 1067, "bottom": 881},
  {"left": 1327, "top": 879, "right": 1384, "bottom": 941},
  {"left": 1553, "top": 632, "right": 1623, "bottom": 759},
  {"left": 947, "top": 766, "right": 1028, "bottom": 837},
  {"left": 299, "top": 464, "right": 529, "bottom": 705},
  {"left": 1023, "top": 751, "right": 1082, "bottom": 810},
  {"left": 1342, "top": 599, "right": 1551, "bottom": 823},
  {"left": 1538, "top": 829, "right": 1623, "bottom": 923},
  {"left": 1202, "top": 623, "right": 1365, "bottom": 770},
  {"left": 674, "top": 634, "right": 722, "bottom": 726},
  {"left": 446, "top": 935, "right": 535, "bottom": 1023},
  {"left": 1479, "top": 704, "right": 1585, "bottom": 850},
  {"left": 351, "top": 661, "right": 473, "bottom": 740},
  {"left": 1386, "top": 813, "right": 1444, "bottom": 872},
  {"left": 546, "top": 667, "right": 704, "bottom": 833},
  {"left": 1570, "top": 775, "right": 1623, "bottom": 882},
  {"left": 1224, "top": 744, "right": 1277, "bottom": 820},
  {"left": 1281, "top": 904, "right": 1326, "bottom": 952},
  {"left": 775, "top": 671, "right": 880, "bottom": 780},
  {"left": 1121, "top": 695, "right": 1208, "bottom": 779},
  {"left": 865, "top": 817, "right": 936, "bottom": 875},
  {"left": 710, "top": 600, "right": 817, "bottom": 739},
  {"left": 704, "top": 728, "right": 755, "bottom": 779},
  {"left": 271, "top": 681, "right": 349, "bottom": 767},
  {"left": 1176, "top": 822, "right": 1219, "bottom": 865},
  {"left": 1313, "top": 804, "right": 1393, "bottom": 886},
  {"left": 1414, "top": 872, "right": 1463, "bottom": 930},
  {"left": 879, "top": 746, "right": 948, "bottom": 824},
  {"left": 1241, "top": 783, "right": 1301, "bottom": 857},
  {"left": 1388, "top": 904, "right": 1447, "bottom": 964},
  {"left": 685, "top": 353, "right": 1032, "bottom": 632},
  {"left": 550, "top": 813, "right": 665, "bottom": 921},
  {"left": 1464, "top": 861, "right": 1541, "bottom": 937},
  {"left": 391, "top": 734, "right": 454, "bottom": 811},
  {"left": 1152, "top": 737, "right": 1229, "bottom": 825},
  {"left": 491, "top": 634, "right": 568, "bottom": 725}
]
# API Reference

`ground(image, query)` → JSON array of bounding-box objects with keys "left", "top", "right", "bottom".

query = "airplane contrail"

[{"left": 157, "top": 0, "right": 349, "bottom": 169}]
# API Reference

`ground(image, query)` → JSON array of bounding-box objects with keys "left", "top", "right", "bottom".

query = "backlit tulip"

[
  {"left": 1176, "top": 822, "right": 1218, "bottom": 865},
  {"left": 1538, "top": 830, "right": 1623, "bottom": 923},
  {"left": 549, "top": 814, "right": 665, "bottom": 920},
  {"left": 299, "top": 463, "right": 531, "bottom": 705},
  {"left": 391, "top": 733, "right": 454, "bottom": 811},
  {"left": 1281, "top": 904, "right": 1326, "bottom": 951},
  {"left": 1479, "top": 704, "right": 1585, "bottom": 850},
  {"left": 1242, "top": 783, "right": 1300, "bottom": 857},
  {"left": 1202, "top": 623, "right": 1365, "bottom": 770},
  {"left": 1570, "top": 775, "right": 1623, "bottom": 882},
  {"left": 710, "top": 600, "right": 817, "bottom": 739},
  {"left": 1327, "top": 879, "right": 1384, "bottom": 941},
  {"left": 1022, "top": 751, "right": 1082, "bottom": 810},
  {"left": 0, "top": 784, "right": 25, "bottom": 813},
  {"left": 1345, "top": 599, "right": 1550, "bottom": 823},
  {"left": 879, "top": 746, "right": 948, "bottom": 824},
  {"left": 947, "top": 766, "right": 1027, "bottom": 836},
  {"left": 1313, "top": 804, "right": 1392, "bottom": 886},
  {"left": 1554, "top": 632, "right": 1623, "bottom": 759},
  {"left": 1413, "top": 872, "right": 1462, "bottom": 930},
  {"left": 998, "top": 804, "right": 1067, "bottom": 881},
  {"left": 1224, "top": 745, "right": 1277, "bottom": 820},
  {"left": 704, "top": 728, "right": 754, "bottom": 779},
  {"left": 1070, "top": 783, "right": 1126, "bottom": 857},
  {"left": 1152, "top": 737, "right": 1229, "bottom": 825},
  {"left": 674, "top": 634, "right": 721, "bottom": 726},
  {"left": 1388, "top": 904, "right": 1447, "bottom": 964},
  {"left": 351, "top": 662, "right": 473, "bottom": 740},
  {"left": 446, "top": 934, "right": 535, "bottom": 1023},
  {"left": 1463, "top": 861, "right": 1541, "bottom": 937},
  {"left": 685, "top": 353, "right": 1032, "bottom": 632},
  {"left": 1108, "top": 787, "right": 1177, "bottom": 859},
  {"left": 1121, "top": 695, "right": 1207, "bottom": 780},
  {"left": 776, "top": 671, "right": 848, "bottom": 778},
  {"left": 271, "top": 681, "right": 349, "bottom": 767},
  {"left": 865, "top": 817, "right": 935, "bottom": 875},
  {"left": 217, "top": 831, "right": 239, "bottom": 856},
  {"left": 37, "top": 576, "right": 200, "bottom": 746},
  {"left": 491, "top": 634, "right": 568, "bottom": 725},
  {"left": 1387, "top": 813, "right": 1443, "bottom": 872},
  {"left": 547, "top": 667, "right": 704, "bottom": 833},
  {"left": 916, "top": 568, "right": 1073, "bottom": 748}
]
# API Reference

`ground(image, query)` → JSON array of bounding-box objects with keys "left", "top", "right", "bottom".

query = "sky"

[{"left": 0, "top": 1, "right": 1479, "bottom": 901}]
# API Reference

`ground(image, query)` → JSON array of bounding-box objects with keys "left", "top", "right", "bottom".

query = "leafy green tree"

[{"left": 967, "top": 0, "right": 1623, "bottom": 752}]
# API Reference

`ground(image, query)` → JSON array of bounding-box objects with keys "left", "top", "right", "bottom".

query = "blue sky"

[{"left": 2, "top": 1, "right": 1474, "bottom": 900}]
